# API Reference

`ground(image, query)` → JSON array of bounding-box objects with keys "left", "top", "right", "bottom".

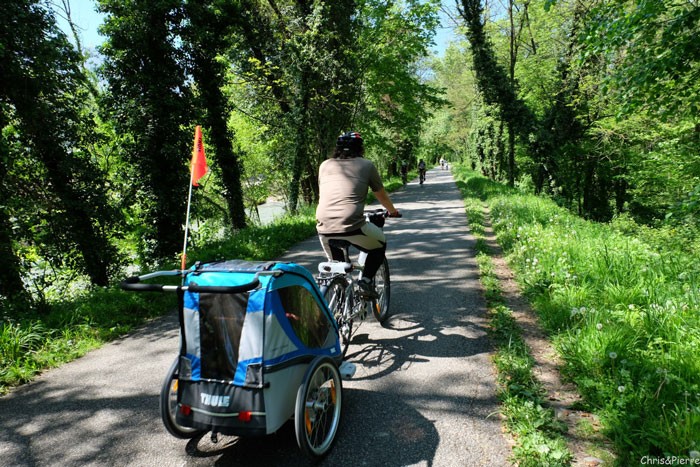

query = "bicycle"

[
  {"left": 419, "top": 169, "right": 426, "bottom": 184},
  {"left": 316, "top": 209, "right": 400, "bottom": 358}
]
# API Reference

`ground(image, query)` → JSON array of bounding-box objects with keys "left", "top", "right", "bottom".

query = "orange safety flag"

[{"left": 191, "top": 125, "right": 208, "bottom": 186}]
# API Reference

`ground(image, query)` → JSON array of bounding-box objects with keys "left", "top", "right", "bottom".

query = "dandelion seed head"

[
  {"left": 618, "top": 385, "right": 625, "bottom": 393},
  {"left": 596, "top": 323, "right": 603, "bottom": 331},
  {"left": 609, "top": 352, "right": 618, "bottom": 360}
]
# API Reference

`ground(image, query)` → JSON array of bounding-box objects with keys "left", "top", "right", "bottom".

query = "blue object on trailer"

[{"left": 175, "top": 260, "right": 341, "bottom": 436}]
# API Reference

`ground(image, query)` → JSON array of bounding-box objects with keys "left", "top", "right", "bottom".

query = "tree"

[
  {"left": 457, "top": 0, "right": 534, "bottom": 185},
  {"left": 99, "top": 0, "right": 193, "bottom": 260},
  {"left": 1, "top": 1, "right": 118, "bottom": 294},
  {"left": 183, "top": 0, "right": 247, "bottom": 230},
  {"left": 357, "top": 0, "right": 444, "bottom": 175},
  {"left": 0, "top": 114, "right": 28, "bottom": 304},
  {"left": 578, "top": 0, "right": 700, "bottom": 120}
]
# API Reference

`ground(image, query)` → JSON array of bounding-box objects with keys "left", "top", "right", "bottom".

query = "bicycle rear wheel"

[
  {"left": 322, "top": 276, "right": 352, "bottom": 358},
  {"left": 372, "top": 258, "right": 391, "bottom": 323}
]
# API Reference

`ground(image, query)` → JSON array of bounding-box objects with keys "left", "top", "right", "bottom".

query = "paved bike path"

[{"left": 0, "top": 168, "right": 511, "bottom": 466}]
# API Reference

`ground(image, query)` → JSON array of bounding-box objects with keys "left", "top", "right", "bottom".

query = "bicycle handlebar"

[
  {"left": 120, "top": 271, "right": 260, "bottom": 294},
  {"left": 364, "top": 208, "right": 402, "bottom": 219}
]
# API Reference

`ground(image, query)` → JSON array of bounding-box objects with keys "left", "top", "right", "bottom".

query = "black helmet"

[{"left": 336, "top": 131, "right": 363, "bottom": 153}]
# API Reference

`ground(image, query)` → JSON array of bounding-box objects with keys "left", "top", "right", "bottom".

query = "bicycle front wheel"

[
  {"left": 322, "top": 275, "right": 352, "bottom": 358},
  {"left": 372, "top": 258, "right": 391, "bottom": 323}
]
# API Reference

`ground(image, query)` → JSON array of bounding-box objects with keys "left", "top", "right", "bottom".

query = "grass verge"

[
  {"left": 464, "top": 196, "right": 573, "bottom": 466},
  {"left": 455, "top": 165, "right": 700, "bottom": 465}
]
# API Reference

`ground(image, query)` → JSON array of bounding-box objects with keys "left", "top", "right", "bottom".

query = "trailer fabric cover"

[{"left": 180, "top": 260, "right": 339, "bottom": 388}]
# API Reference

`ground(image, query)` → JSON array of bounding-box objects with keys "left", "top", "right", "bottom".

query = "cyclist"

[
  {"left": 418, "top": 159, "right": 427, "bottom": 183},
  {"left": 400, "top": 160, "right": 408, "bottom": 185},
  {"left": 316, "top": 131, "right": 400, "bottom": 299}
]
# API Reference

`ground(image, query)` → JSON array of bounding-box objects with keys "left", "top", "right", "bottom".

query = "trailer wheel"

[
  {"left": 160, "top": 358, "right": 205, "bottom": 439},
  {"left": 294, "top": 356, "right": 343, "bottom": 459}
]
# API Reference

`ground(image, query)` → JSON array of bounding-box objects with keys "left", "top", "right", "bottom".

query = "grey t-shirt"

[{"left": 316, "top": 157, "right": 383, "bottom": 234}]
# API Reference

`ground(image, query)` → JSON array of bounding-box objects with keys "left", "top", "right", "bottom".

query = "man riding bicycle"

[
  {"left": 316, "top": 131, "right": 400, "bottom": 299},
  {"left": 418, "top": 159, "right": 427, "bottom": 183},
  {"left": 400, "top": 160, "right": 408, "bottom": 185}
]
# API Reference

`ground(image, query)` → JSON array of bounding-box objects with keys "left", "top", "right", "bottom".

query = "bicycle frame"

[
  {"left": 317, "top": 209, "right": 395, "bottom": 357},
  {"left": 317, "top": 257, "right": 371, "bottom": 322}
]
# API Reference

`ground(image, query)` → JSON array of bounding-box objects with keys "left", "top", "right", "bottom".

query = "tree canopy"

[{"left": 1, "top": 0, "right": 441, "bottom": 309}]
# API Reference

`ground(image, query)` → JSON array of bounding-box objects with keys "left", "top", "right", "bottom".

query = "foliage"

[
  {"left": 1, "top": 0, "right": 119, "bottom": 300},
  {"left": 463, "top": 187, "right": 572, "bottom": 466},
  {"left": 456, "top": 166, "right": 700, "bottom": 464},
  {"left": 579, "top": 0, "right": 700, "bottom": 120},
  {"left": 98, "top": 0, "right": 193, "bottom": 259}
]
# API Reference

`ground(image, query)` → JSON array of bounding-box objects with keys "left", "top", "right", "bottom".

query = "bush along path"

[{"left": 454, "top": 165, "right": 700, "bottom": 465}]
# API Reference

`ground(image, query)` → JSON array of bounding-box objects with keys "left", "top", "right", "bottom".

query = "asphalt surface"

[{"left": 0, "top": 168, "right": 511, "bottom": 466}]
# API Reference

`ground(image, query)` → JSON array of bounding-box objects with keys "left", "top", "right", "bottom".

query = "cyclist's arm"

[{"left": 373, "top": 188, "right": 399, "bottom": 216}]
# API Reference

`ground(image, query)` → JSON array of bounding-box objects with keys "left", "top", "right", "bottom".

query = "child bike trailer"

[{"left": 157, "top": 260, "right": 343, "bottom": 459}]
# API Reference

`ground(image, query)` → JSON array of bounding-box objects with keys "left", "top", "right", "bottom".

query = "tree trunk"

[
  {"left": 0, "top": 128, "right": 29, "bottom": 302},
  {"left": 193, "top": 52, "right": 246, "bottom": 230},
  {"left": 508, "top": 124, "right": 516, "bottom": 186},
  {"left": 288, "top": 70, "right": 311, "bottom": 213}
]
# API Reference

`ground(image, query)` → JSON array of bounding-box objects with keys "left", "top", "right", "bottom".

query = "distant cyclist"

[
  {"left": 418, "top": 159, "right": 427, "bottom": 184},
  {"left": 400, "top": 160, "right": 408, "bottom": 185},
  {"left": 316, "top": 131, "right": 401, "bottom": 298}
]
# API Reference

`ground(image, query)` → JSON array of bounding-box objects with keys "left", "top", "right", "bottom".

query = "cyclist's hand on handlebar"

[{"left": 388, "top": 209, "right": 402, "bottom": 218}]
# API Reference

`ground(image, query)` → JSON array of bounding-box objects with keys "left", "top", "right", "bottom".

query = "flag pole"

[
  {"left": 181, "top": 166, "right": 195, "bottom": 273},
  {"left": 182, "top": 125, "right": 208, "bottom": 276}
]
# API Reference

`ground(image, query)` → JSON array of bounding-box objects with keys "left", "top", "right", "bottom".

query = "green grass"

[
  {"left": 466, "top": 195, "right": 572, "bottom": 466},
  {"left": 455, "top": 165, "right": 700, "bottom": 465}
]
